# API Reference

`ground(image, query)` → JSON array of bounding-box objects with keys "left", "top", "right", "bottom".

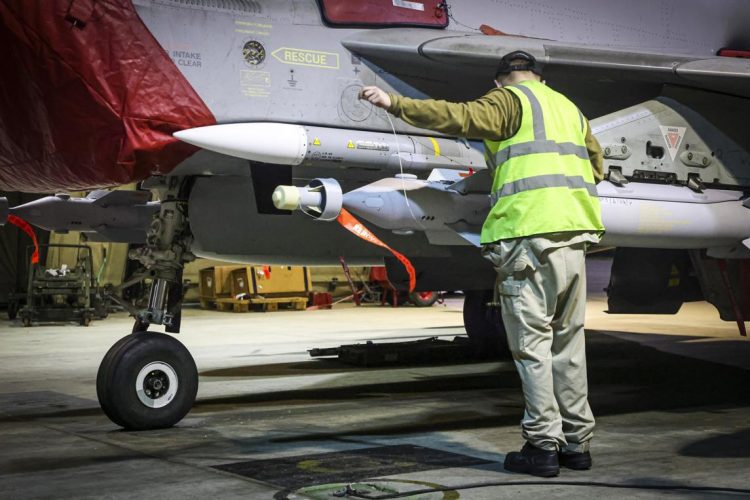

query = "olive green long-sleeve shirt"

[{"left": 388, "top": 87, "right": 604, "bottom": 182}]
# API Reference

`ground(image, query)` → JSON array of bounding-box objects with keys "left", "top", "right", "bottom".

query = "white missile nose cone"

[
  {"left": 272, "top": 186, "right": 300, "bottom": 210},
  {"left": 174, "top": 123, "right": 308, "bottom": 165}
]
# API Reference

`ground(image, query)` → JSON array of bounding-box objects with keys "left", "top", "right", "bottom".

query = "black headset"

[{"left": 495, "top": 50, "right": 542, "bottom": 79}]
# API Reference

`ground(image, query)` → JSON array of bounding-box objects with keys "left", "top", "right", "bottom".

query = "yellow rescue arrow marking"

[
  {"left": 313, "top": 138, "right": 321, "bottom": 146},
  {"left": 347, "top": 140, "right": 355, "bottom": 149},
  {"left": 271, "top": 47, "right": 340, "bottom": 70}
]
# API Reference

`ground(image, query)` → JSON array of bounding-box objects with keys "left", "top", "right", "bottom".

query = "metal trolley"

[{"left": 14, "top": 244, "right": 103, "bottom": 327}]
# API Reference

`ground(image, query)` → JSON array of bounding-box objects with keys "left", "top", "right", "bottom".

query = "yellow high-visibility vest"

[{"left": 481, "top": 80, "right": 604, "bottom": 244}]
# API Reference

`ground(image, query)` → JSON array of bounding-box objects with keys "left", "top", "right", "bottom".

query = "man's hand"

[{"left": 359, "top": 86, "right": 391, "bottom": 109}]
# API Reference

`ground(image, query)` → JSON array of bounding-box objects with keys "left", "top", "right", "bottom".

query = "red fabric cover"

[
  {"left": 320, "top": 0, "right": 448, "bottom": 28},
  {"left": 718, "top": 48, "right": 750, "bottom": 59},
  {"left": 0, "top": 0, "right": 215, "bottom": 193}
]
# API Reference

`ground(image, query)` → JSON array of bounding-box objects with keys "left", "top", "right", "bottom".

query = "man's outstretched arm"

[{"left": 360, "top": 86, "right": 520, "bottom": 142}]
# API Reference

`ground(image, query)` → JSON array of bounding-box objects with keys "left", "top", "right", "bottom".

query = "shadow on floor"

[{"left": 680, "top": 428, "right": 750, "bottom": 458}]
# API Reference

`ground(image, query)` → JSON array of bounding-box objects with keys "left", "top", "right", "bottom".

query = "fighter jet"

[{"left": 1, "top": 0, "right": 749, "bottom": 430}]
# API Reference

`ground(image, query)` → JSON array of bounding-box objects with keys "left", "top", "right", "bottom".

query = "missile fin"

[
  {"left": 86, "top": 190, "right": 109, "bottom": 201},
  {"left": 448, "top": 169, "right": 493, "bottom": 195},
  {"left": 445, "top": 221, "right": 482, "bottom": 247},
  {"left": 88, "top": 226, "right": 148, "bottom": 243},
  {"left": 90, "top": 190, "right": 150, "bottom": 208}
]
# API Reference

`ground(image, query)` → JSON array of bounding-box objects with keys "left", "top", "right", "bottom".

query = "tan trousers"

[{"left": 482, "top": 236, "right": 595, "bottom": 452}]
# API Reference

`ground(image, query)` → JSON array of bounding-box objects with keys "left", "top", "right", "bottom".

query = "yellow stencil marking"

[
  {"left": 313, "top": 138, "right": 321, "bottom": 146},
  {"left": 429, "top": 137, "right": 440, "bottom": 156},
  {"left": 271, "top": 47, "right": 340, "bottom": 70},
  {"left": 347, "top": 140, "right": 355, "bottom": 149}
]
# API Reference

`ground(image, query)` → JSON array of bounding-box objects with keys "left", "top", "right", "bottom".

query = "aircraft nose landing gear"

[
  {"left": 96, "top": 332, "right": 198, "bottom": 430},
  {"left": 97, "top": 177, "right": 198, "bottom": 430}
]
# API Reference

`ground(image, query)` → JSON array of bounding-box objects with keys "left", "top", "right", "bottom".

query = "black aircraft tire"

[
  {"left": 408, "top": 291, "right": 439, "bottom": 307},
  {"left": 98, "top": 332, "right": 198, "bottom": 430},
  {"left": 463, "top": 290, "right": 508, "bottom": 358},
  {"left": 97, "top": 334, "right": 143, "bottom": 428}
]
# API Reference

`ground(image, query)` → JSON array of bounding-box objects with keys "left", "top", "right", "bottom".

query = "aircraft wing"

[{"left": 342, "top": 28, "right": 750, "bottom": 106}]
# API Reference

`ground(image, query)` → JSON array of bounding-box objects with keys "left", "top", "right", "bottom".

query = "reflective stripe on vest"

[
  {"left": 513, "top": 84, "right": 546, "bottom": 140},
  {"left": 494, "top": 140, "right": 589, "bottom": 164},
  {"left": 489, "top": 174, "right": 598, "bottom": 205}
]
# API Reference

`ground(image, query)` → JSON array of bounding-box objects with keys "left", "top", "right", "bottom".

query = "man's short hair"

[{"left": 495, "top": 50, "right": 543, "bottom": 79}]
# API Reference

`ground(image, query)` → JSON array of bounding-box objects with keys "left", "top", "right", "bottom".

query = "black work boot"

[
  {"left": 504, "top": 442, "right": 559, "bottom": 477},
  {"left": 559, "top": 449, "right": 592, "bottom": 470}
]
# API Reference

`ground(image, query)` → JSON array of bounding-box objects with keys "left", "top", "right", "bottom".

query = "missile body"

[
  {"left": 0, "top": 190, "right": 159, "bottom": 243},
  {"left": 174, "top": 122, "right": 485, "bottom": 172},
  {"left": 274, "top": 173, "right": 750, "bottom": 256},
  {"left": 340, "top": 176, "right": 488, "bottom": 231}
]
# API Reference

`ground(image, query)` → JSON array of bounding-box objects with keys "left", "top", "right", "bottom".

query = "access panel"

[{"left": 319, "top": 0, "right": 448, "bottom": 28}]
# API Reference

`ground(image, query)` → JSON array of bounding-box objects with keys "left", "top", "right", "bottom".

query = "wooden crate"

[
  {"left": 199, "top": 265, "right": 243, "bottom": 309},
  {"left": 214, "top": 296, "right": 308, "bottom": 313},
  {"left": 230, "top": 266, "right": 311, "bottom": 298},
  {"left": 214, "top": 298, "right": 250, "bottom": 313}
]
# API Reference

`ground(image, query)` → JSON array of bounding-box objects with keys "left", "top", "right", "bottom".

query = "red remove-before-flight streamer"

[{"left": 336, "top": 208, "right": 416, "bottom": 292}]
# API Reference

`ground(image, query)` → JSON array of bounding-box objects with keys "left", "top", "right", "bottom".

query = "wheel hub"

[
  {"left": 135, "top": 361, "right": 178, "bottom": 408},
  {"left": 144, "top": 370, "right": 169, "bottom": 398}
]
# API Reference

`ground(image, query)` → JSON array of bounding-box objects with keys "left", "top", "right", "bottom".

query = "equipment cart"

[{"left": 16, "top": 244, "right": 99, "bottom": 327}]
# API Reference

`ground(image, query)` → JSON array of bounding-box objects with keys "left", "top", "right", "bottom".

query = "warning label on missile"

[
  {"left": 659, "top": 125, "right": 686, "bottom": 161},
  {"left": 356, "top": 140, "right": 389, "bottom": 151},
  {"left": 272, "top": 47, "right": 340, "bottom": 69},
  {"left": 310, "top": 151, "right": 343, "bottom": 163}
]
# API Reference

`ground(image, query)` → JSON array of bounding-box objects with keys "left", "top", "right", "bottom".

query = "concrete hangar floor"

[{"left": 1, "top": 280, "right": 749, "bottom": 498}]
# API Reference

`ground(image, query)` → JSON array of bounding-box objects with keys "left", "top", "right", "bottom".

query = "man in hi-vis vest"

[{"left": 360, "top": 50, "right": 605, "bottom": 478}]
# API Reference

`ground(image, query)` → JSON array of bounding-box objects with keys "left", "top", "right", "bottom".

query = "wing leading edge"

[{"left": 342, "top": 28, "right": 750, "bottom": 100}]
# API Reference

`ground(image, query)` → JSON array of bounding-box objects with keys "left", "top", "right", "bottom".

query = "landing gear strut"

[{"left": 97, "top": 177, "right": 198, "bottom": 430}]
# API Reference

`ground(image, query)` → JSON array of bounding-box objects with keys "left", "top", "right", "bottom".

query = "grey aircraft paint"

[
  {"left": 133, "top": 0, "right": 750, "bottom": 127},
  {"left": 6, "top": 0, "right": 750, "bottom": 282}
]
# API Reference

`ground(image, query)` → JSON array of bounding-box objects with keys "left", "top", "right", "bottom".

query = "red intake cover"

[{"left": 0, "top": 0, "right": 215, "bottom": 193}]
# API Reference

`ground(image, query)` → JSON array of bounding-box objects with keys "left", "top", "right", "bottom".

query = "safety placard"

[
  {"left": 659, "top": 125, "right": 686, "bottom": 161},
  {"left": 393, "top": 0, "right": 424, "bottom": 10}
]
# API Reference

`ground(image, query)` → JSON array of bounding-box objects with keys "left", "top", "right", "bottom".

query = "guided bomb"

[
  {"left": 0, "top": 190, "right": 159, "bottom": 243},
  {"left": 273, "top": 172, "right": 750, "bottom": 258}
]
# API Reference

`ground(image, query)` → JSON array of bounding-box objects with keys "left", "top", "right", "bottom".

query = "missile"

[
  {"left": 174, "top": 122, "right": 485, "bottom": 172},
  {"left": 274, "top": 172, "right": 750, "bottom": 256},
  {"left": 273, "top": 170, "right": 492, "bottom": 246},
  {"left": 0, "top": 190, "right": 159, "bottom": 243}
]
